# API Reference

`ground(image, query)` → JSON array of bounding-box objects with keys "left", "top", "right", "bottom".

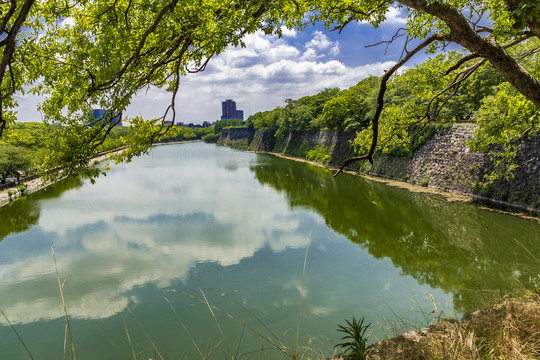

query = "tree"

[
  {"left": 1, "top": 0, "right": 297, "bottom": 178},
  {"left": 0, "top": 0, "right": 539, "bottom": 179},
  {"left": 0, "top": 145, "right": 32, "bottom": 183},
  {"left": 295, "top": 0, "right": 539, "bottom": 174}
]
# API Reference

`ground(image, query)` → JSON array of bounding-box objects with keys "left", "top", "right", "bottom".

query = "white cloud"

[
  {"left": 385, "top": 7, "right": 408, "bottom": 25},
  {"left": 300, "top": 48, "right": 321, "bottom": 60},
  {"left": 358, "top": 6, "right": 408, "bottom": 25},
  {"left": 280, "top": 26, "right": 297, "bottom": 37},
  {"left": 17, "top": 27, "right": 395, "bottom": 125},
  {"left": 329, "top": 43, "right": 340, "bottom": 56},
  {"left": 125, "top": 30, "right": 394, "bottom": 124},
  {"left": 305, "top": 31, "right": 333, "bottom": 51},
  {"left": 60, "top": 17, "right": 75, "bottom": 28}
]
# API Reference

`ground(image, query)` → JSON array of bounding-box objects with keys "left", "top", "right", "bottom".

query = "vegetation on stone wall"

[{"left": 248, "top": 46, "right": 530, "bottom": 159}]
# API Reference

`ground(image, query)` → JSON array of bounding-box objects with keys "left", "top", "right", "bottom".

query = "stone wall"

[
  {"left": 365, "top": 125, "right": 540, "bottom": 210},
  {"left": 0, "top": 178, "right": 55, "bottom": 207},
  {"left": 217, "top": 127, "right": 255, "bottom": 147},
  {"left": 251, "top": 129, "right": 356, "bottom": 164},
  {"left": 366, "top": 125, "right": 486, "bottom": 193},
  {"left": 238, "top": 125, "right": 540, "bottom": 212}
]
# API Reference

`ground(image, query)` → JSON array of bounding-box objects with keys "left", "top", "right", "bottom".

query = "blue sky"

[{"left": 15, "top": 6, "right": 435, "bottom": 125}]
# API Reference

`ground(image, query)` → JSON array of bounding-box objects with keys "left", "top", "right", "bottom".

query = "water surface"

[{"left": 0, "top": 142, "right": 538, "bottom": 359}]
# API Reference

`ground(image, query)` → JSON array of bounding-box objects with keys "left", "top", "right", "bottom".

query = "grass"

[
  {"left": 366, "top": 292, "right": 540, "bottom": 359},
  {"left": 52, "top": 247, "right": 77, "bottom": 360}
]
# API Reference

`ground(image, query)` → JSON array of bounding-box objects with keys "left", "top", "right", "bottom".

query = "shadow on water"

[
  {"left": 251, "top": 154, "right": 540, "bottom": 314},
  {"left": 0, "top": 177, "right": 84, "bottom": 242}
]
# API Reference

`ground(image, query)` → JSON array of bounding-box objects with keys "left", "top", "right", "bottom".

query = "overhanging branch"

[{"left": 334, "top": 33, "right": 446, "bottom": 177}]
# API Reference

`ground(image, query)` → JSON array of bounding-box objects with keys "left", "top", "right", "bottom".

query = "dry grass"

[{"left": 367, "top": 292, "right": 540, "bottom": 360}]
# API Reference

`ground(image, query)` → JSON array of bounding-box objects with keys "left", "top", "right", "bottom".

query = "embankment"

[
  {"left": 217, "top": 127, "right": 255, "bottom": 148},
  {"left": 223, "top": 125, "right": 540, "bottom": 213},
  {"left": 0, "top": 150, "right": 122, "bottom": 208}
]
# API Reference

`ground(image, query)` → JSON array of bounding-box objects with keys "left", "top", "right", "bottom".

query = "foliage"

[
  {"left": 0, "top": 145, "right": 33, "bottom": 183},
  {"left": 0, "top": 0, "right": 539, "bottom": 178},
  {"left": 202, "top": 132, "right": 221, "bottom": 143},
  {"left": 335, "top": 316, "right": 372, "bottom": 360},
  {"left": 214, "top": 119, "right": 248, "bottom": 134},
  {"left": 1, "top": 0, "right": 298, "bottom": 178},
  {"left": 305, "top": 145, "right": 331, "bottom": 163}
]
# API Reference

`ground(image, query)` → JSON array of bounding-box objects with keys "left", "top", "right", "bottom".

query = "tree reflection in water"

[
  {"left": 251, "top": 154, "right": 540, "bottom": 313},
  {"left": 0, "top": 177, "right": 84, "bottom": 242}
]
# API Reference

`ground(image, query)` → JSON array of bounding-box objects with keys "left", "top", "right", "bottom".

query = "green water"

[{"left": 0, "top": 142, "right": 538, "bottom": 359}]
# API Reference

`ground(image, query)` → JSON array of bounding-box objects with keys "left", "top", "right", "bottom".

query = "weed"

[
  {"left": 397, "top": 172, "right": 409, "bottom": 181},
  {"left": 335, "top": 316, "right": 372, "bottom": 360},
  {"left": 368, "top": 293, "right": 540, "bottom": 360},
  {"left": 52, "top": 247, "right": 76, "bottom": 360},
  {"left": 480, "top": 185, "right": 492, "bottom": 197},
  {"left": 17, "top": 184, "right": 27, "bottom": 194},
  {"left": 420, "top": 178, "right": 429, "bottom": 187}
]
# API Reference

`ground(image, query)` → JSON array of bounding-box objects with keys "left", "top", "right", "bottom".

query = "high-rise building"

[
  {"left": 221, "top": 99, "right": 237, "bottom": 120},
  {"left": 236, "top": 110, "right": 244, "bottom": 120}
]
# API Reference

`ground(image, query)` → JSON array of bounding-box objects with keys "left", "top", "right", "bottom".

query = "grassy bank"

[{"left": 362, "top": 292, "right": 540, "bottom": 360}]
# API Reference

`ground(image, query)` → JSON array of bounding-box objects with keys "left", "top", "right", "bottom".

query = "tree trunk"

[{"left": 400, "top": 0, "right": 540, "bottom": 108}]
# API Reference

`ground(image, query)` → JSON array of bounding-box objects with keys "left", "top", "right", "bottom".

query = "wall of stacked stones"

[
  {"left": 366, "top": 124, "right": 539, "bottom": 209},
  {"left": 246, "top": 125, "right": 539, "bottom": 211}
]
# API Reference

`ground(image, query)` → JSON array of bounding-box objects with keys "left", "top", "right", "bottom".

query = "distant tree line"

[{"left": 0, "top": 123, "right": 212, "bottom": 184}]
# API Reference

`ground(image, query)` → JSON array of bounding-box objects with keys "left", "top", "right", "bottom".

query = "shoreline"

[
  {"left": 3, "top": 141, "right": 538, "bottom": 223},
  {"left": 0, "top": 141, "right": 204, "bottom": 208},
  {"left": 256, "top": 150, "right": 540, "bottom": 222},
  {"left": 0, "top": 147, "right": 126, "bottom": 208}
]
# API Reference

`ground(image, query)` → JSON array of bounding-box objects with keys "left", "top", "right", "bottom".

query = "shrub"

[
  {"left": 202, "top": 133, "right": 221, "bottom": 143},
  {"left": 335, "top": 316, "right": 372, "bottom": 360},
  {"left": 420, "top": 178, "right": 429, "bottom": 187}
]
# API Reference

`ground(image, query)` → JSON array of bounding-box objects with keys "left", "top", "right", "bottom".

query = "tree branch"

[
  {"left": 0, "top": 0, "right": 36, "bottom": 137},
  {"left": 399, "top": 0, "right": 540, "bottom": 107},
  {"left": 334, "top": 33, "right": 446, "bottom": 177}
]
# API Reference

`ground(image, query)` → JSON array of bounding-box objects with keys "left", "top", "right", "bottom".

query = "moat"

[{"left": 1, "top": 142, "right": 539, "bottom": 359}]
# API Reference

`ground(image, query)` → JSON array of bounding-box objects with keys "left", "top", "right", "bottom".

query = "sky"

[{"left": 14, "top": 7, "right": 432, "bottom": 125}]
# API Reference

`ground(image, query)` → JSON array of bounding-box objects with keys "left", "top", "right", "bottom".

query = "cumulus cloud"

[
  {"left": 385, "top": 6, "right": 408, "bottom": 25},
  {"left": 125, "top": 29, "right": 394, "bottom": 124},
  {"left": 358, "top": 6, "right": 408, "bottom": 25},
  {"left": 280, "top": 26, "right": 297, "bottom": 37},
  {"left": 16, "top": 26, "right": 395, "bottom": 125},
  {"left": 305, "top": 31, "right": 333, "bottom": 51}
]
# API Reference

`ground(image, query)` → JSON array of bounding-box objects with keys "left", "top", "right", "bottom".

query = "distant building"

[
  {"left": 89, "top": 109, "right": 122, "bottom": 127},
  {"left": 236, "top": 110, "right": 244, "bottom": 121},
  {"left": 164, "top": 121, "right": 184, "bottom": 126},
  {"left": 221, "top": 99, "right": 244, "bottom": 120}
]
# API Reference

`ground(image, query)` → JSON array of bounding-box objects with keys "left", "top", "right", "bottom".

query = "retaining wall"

[{"left": 245, "top": 125, "right": 540, "bottom": 212}]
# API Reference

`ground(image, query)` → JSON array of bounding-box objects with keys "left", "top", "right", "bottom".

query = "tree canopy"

[{"left": 0, "top": 0, "right": 539, "bottom": 177}]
